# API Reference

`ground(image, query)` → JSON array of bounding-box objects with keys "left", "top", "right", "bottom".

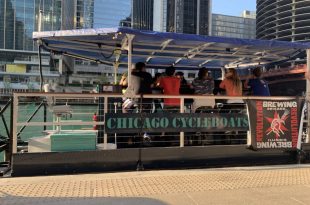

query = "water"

[
  {"left": 0, "top": 151, "right": 4, "bottom": 162},
  {"left": 0, "top": 104, "right": 98, "bottom": 141}
]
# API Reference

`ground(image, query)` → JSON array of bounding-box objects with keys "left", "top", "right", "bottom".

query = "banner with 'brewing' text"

[{"left": 247, "top": 99, "right": 303, "bottom": 149}]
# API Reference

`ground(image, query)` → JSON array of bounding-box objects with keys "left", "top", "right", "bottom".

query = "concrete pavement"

[{"left": 1, "top": 165, "right": 310, "bottom": 205}]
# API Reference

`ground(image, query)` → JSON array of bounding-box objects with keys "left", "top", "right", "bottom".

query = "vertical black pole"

[
  {"left": 136, "top": 94, "right": 144, "bottom": 171},
  {"left": 8, "top": 97, "right": 13, "bottom": 165},
  {"left": 43, "top": 102, "right": 47, "bottom": 131},
  {"left": 1, "top": 115, "right": 9, "bottom": 139},
  {"left": 98, "top": 84, "right": 104, "bottom": 143},
  {"left": 38, "top": 45, "right": 43, "bottom": 92}
]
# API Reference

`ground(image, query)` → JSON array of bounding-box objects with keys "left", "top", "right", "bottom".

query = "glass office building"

[
  {"left": 132, "top": 0, "right": 154, "bottom": 30},
  {"left": 76, "top": 0, "right": 94, "bottom": 29},
  {"left": 0, "top": 0, "right": 64, "bottom": 93},
  {"left": 151, "top": 0, "right": 211, "bottom": 35},
  {"left": 93, "top": 0, "right": 131, "bottom": 28},
  {"left": 212, "top": 13, "right": 256, "bottom": 39},
  {"left": 0, "top": 0, "right": 62, "bottom": 51}
]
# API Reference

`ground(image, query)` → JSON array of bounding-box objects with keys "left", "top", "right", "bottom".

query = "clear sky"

[{"left": 212, "top": 0, "right": 256, "bottom": 16}]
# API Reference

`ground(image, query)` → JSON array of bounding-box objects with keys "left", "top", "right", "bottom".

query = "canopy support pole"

[
  {"left": 12, "top": 94, "right": 18, "bottom": 154},
  {"left": 113, "top": 62, "right": 120, "bottom": 85},
  {"left": 38, "top": 7, "right": 43, "bottom": 91},
  {"left": 221, "top": 67, "right": 226, "bottom": 80},
  {"left": 180, "top": 99, "right": 185, "bottom": 147},
  {"left": 38, "top": 45, "right": 43, "bottom": 92},
  {"left": 306, "top": 49, "right": 310, "bottom": 143},
  {"left": 126, "top": 34, "right": 135, "bottom": 88}
]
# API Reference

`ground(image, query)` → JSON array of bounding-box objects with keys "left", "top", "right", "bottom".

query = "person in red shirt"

[
  {"left": 157, "top": 66, "right": 181, "bottom": 110},
  {"left": 92, "top": 112, "right": 98, "bottom": 130}
]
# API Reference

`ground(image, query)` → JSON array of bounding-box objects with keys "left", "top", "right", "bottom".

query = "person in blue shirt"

[{"left": 244, "top": 67, "right": 270, "bottom": 96}]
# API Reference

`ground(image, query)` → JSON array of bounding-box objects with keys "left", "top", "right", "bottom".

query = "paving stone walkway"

[{"left": 1, "top": 165, "right": 310, "bottom": 204}]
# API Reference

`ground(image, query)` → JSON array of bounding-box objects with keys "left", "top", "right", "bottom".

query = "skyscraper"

[
  {"left": 133, "top": 0, "right": 211, "bottom": 35},
  {"left": 0, "top": 0, "right": 97, "bottom": 94},
  {"left": 93, "top": 0, "right": 131, "bottom": 28},
  {"left": 70, "top": 0, "right": 132, "bottom": 86},
  {"left": 0, "top": 0, "right": 62, "bottom": 51},
  {"left": 61, "top": 0, "right": 94, "bottom": 30},
  {"left": 212, "top": 11, "right": 256, "bottom": 39},
  {"left": 0, "top": 0, "right": 69, "bottom": 95},
  {"left": 132, "top": 0, "right": 154, "bottom": 30},
  {"left": 257, "top": 0, "right": 310, "bottom": 42}
]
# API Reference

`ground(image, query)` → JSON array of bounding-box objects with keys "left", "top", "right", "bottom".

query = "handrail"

[
  {"left": 17, "top": 101, "right": 44, "bottom": 138},
  {"left": 1, "top": 115, "right": 9, "bottom": 139},
  {"left": 12, "top": 92, "right": 303, "bottom": 101},
  {"left": 10, "top": 92, "right": 309, "bottom": 154},
  {"left": 0, "top": 98, "right": 12, "bottom": 116},
  {"left": 0, "top": 144, "right": 7, "bottom": 153},
  {"left": 0, "top": 99, "right": 11, "bottom": 138}
]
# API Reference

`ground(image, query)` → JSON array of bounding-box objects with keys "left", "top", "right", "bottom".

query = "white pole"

[
  {"left": 306, "top": 49, "right": 310, "bottom": 100},
  {"left": 103, "top": 96, "right": 108, "bottom": 149},
  {"left": 126, "top": 34, "right": 134, "bottom": 87},
  {"left": 114, "top": 102, "right": 117, "bottom": 147},
  {"left": 38, "top": 8, "right": 43, "bottom": 91},
  {"left": 38, "top": 9, "right": 43, "bottom": 32},
  {"left": 113, "top": 62, "right": 119, "bottom": 85},
  {"left": 196, "top": 0, "right": 200, "bottom": 35},
  {"left": 221, "top": 67, "right": 225, "bottom": 80},
  {"left": 180, "top": 98, "right": 185, "bottom": 147},
  {"left": 208, "top": 0, "right": 212, "bottom": 36},
  {"left": 12, "top": 94, "right": 18, "bottom": 153}
]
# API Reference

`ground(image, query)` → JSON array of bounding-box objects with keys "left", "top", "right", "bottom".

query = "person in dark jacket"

[
  {"left": 244, "top": 67, "right": 270, "bottom": 96},
  {"left": 131, "top": 62, "right": 153, "bottom": 112}
]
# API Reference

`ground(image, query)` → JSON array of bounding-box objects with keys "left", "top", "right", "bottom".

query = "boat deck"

[{"left": 1, "top": 165, "right": 310, "bottom": 205}]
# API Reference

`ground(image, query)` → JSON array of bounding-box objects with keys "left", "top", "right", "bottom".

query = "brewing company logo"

[{"left": 265, "top": 109, "right": 289, "bottom": 138}]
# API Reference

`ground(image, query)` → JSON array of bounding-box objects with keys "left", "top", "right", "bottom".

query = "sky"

[{"left": 212, "top": 0, "right": 256, "bottom": 16}]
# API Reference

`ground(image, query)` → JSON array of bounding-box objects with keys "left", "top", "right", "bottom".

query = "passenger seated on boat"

[
  {"left": 119, "top": 72, "right": 128, "bottom": 94},
  {"left": 192, "top": 67, "right": 215, "bottom": 112},
  {"left": 122, "top": 62, "right": 153, "bottom": 113},
  {"left": 156, "top": 66, "right": 181, "bottom": 112},
  {"left": 131, "top": 62, "right": 153, "bottom": 113},
  {"left": 219, "top": 68, "right": 245, "bottom": 144},
  {"left": 244, "top": 67, "right": 270, "bottom": 96},
  {"left": 121, "top": 66, "right": 139, "bottom": 113},
  {"left": 219, "top": 68, "right": 244, "bottom": 107},
  {"left": 152, "top": 73, "right": 164, "bottom": 113},
  {"left": 176, "top": 72, "right": 194, "bottom": 108}
]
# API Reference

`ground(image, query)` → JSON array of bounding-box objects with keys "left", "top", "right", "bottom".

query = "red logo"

[{"left": 265, "top": 110, "right": 289, "bottom": 138}]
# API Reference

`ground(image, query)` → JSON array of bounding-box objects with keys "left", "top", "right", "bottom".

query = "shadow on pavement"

[{"left": 1, "top": 195, "right": 168, "bottom": 205}]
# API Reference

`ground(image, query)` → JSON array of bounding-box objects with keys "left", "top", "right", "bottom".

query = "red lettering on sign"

[
  {"left": 291, "top": 107, "right": 298, "bottom": 148},
  {"left": 256, "top": 101, "right": 264, "bottom": 142}
]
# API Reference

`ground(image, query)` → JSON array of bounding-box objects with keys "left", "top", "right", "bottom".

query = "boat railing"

[{"left": 8, "top": 92, "right": 309, "bottom": 155}]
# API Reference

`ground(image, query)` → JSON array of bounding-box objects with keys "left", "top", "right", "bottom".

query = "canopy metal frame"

[
  {"left": 32, "top": 27, "right": 310, "bottom": 151},
  {"left": 33, "top": 28, "right": 310, "bottom": 70}
]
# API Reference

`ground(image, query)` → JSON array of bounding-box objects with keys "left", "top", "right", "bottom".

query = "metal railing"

[{"left": 10, "top": 92, "right": 308, "bottom": 155}]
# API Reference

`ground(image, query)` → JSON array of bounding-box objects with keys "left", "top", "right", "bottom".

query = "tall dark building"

[
  {"left": 0, "top": 0, "right": 62, "bottom": 51},
  {"left": 133, "top": 0, "right": 211, "bottom": 35},
  {"left": 0, "top": 0, "right": 96, "bottom": 93},
  {"left": 257, "top": 0, "right": 310, "bottom": 42},
  {"left": 132, "top": 0, "right": 154, "bottom": 30}
]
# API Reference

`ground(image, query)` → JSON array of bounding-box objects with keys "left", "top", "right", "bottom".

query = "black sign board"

[
  {"left": 105, "top": 113, "right": 249, "bottom": 133},
  {"left": 247, "top": 99, "right": 303, "bottom": 149}
]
